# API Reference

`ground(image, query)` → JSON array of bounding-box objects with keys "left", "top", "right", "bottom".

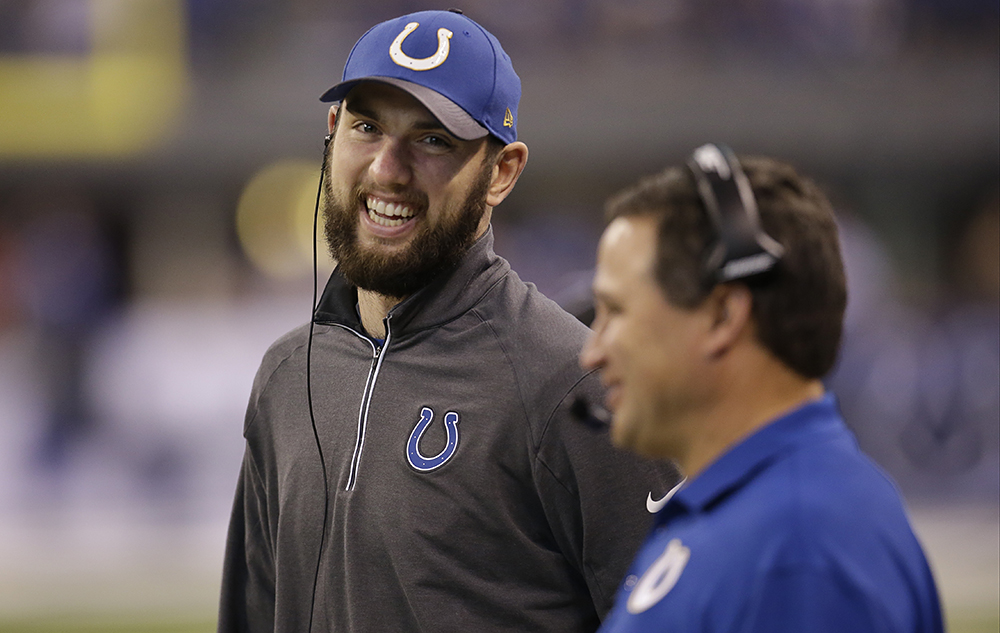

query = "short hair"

[
  {"left": 483, "top": 134, "right": 507, "bottom": 166},
  {"left": 605, "top": 155, "right": 847, "bottom": 379}
]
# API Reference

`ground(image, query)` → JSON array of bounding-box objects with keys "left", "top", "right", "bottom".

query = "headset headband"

[{"left": 687, "top": 143, "right": 784, "bottom": 283}]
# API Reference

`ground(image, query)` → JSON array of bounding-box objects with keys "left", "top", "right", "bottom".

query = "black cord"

[{"left": 306, "top": 134, "right": 332, "bottom": 632}]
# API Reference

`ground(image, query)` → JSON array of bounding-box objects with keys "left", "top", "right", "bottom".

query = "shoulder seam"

[
  {"left": 537, "top": 368, "right": 598, "bottom": 448},
  {"left": 244, "top": 335, "right": 312, "bottom": 437},
  {"left": 470, "top": 307, "right": 533, "bottom": 442},
  {"left": 532, "top": 368, "right": 598, "bottom": 481}
]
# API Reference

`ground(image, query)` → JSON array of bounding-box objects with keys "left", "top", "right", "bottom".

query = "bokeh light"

[{"left": 236, "top": 159, "right": 335, "bottom": 280}]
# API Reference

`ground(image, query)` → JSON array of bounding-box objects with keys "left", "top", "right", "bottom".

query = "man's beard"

[{"left": 322, "top": 159, "right": 491, "bottom": 298}]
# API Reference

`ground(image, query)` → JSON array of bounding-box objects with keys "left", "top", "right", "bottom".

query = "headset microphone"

[{"left": 570, "top": 396, "right": 611, "bottom": 429}]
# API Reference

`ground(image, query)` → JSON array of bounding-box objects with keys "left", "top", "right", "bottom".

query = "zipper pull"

[
  {"left": 372, "top": 315, "right": 390, "bottom": 357},
  {"left": 379, "top": 314, "right": 392, "bottom": 354}
]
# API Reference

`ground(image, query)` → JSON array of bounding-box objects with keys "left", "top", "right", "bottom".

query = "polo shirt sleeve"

[{"left": 740, "top": 565, "right": 893, "bottom": 633}]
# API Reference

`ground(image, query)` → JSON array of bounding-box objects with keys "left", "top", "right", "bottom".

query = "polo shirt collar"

[{"left": 662, "top": 393, "right": 843, "bottom": 521}]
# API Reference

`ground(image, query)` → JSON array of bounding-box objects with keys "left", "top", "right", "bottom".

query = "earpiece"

[
  {"left": 687, "top": 144, "right": 784, "bottom": 283},
  {"left": 307, "top": 135, "right": 331, "bottom": 633}
]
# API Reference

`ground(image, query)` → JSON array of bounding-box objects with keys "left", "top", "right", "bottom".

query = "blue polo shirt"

[{"left": 599, "top": 394, "right": 943, "bottom": 633}]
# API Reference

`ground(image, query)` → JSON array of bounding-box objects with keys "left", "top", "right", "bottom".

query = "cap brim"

[{"left": 320, "top": 77, "right": 489, "bottom": 142}]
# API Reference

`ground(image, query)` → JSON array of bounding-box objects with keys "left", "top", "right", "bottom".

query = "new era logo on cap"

[{"left": 320, "top": 10, "right": 520, "bottom": 145}]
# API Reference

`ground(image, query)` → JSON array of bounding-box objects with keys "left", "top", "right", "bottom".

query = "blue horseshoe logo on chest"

[{"left": 407, "top": 407, "right": 460, "bottom": 472}]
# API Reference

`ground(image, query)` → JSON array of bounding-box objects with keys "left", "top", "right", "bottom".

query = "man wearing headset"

[
  {"left": 218, "top": 10, "right": 679, "bottom": 633},
  {"left": 580, "top": 146, "right": 944, "bottom": 632}
]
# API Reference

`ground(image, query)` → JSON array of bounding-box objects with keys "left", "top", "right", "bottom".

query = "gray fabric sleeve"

[
  {"left": 533, "top": 373, "right": 682, "bottom": 618},
  {"left": 218, "top": 445, "right": 276, "bottom": 633}
]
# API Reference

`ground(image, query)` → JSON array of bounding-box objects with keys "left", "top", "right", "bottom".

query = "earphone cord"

[{"left": 306, "top": 135, "right": 332, "bottom": 633}]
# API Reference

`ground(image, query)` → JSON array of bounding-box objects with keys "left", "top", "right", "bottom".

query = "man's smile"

[
  {"left": 359, "top": 193, "right": 423, "bottom": 239},
  {"left": 365, "top": 194, "right": 417, "bottom": 228}
]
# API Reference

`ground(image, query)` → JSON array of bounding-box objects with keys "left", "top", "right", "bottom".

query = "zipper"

[{"left": 337, "top": 315, "right": 392, "bottom": 492}]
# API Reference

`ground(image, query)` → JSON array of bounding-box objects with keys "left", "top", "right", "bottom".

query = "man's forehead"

[
  {"left": 600, "top": 217, "right": 657, "bottom": 270},
  {"left": 592, "top": 217, "right": 658, "bottom": 295},
  {"left": 343, "top": 82, "right": 447, "bottom": 130}
]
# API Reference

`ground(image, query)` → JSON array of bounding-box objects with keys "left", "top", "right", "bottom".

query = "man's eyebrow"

[
  {"left": 343, "top": 100, "right": 451, "bottom": 135},
  {"left": 411, "top": 120, "right": 451, "bottom": 133},
  {"left": 343, "top": 101, "right": 378, "bottom": 121}
]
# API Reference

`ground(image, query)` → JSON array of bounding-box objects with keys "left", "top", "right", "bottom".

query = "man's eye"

[
  {"left": 355, "top": 121, "right": 378, "bottom": 134},
  {"left": 421, "top": 134, "right": 453, "bottom": 148}
]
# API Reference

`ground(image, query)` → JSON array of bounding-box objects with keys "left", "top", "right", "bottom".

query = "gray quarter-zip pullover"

[{"left": 219, "top": 229, "right": 680, "bottom": 632}]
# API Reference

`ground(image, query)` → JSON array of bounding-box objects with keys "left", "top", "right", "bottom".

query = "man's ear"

[
  {"left": 703, "top": 284, "right": 753, "bottom": 359},
  {"left": 327, "top": 104, "right": 339, "bottom": 134},
  {"left": 486, "top": 141, "right": 529, "bottom": 208}
]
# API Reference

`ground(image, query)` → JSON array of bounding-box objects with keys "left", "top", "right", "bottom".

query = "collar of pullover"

[{"left": 313, "top": 226, "right": 510, "bottom": 336}]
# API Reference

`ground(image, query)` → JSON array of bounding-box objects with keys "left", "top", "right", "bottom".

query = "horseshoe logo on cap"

[{"left": 390, "top": 22, "right": 453, "bottom": 71}]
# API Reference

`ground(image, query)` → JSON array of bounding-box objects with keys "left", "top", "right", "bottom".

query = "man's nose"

[{"left": 369, "top": 139, "right": 412, "bottom": 187}]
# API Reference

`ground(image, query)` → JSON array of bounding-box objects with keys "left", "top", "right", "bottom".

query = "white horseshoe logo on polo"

[
  {"left": 407, "top": 407, "right": 460, "bottom": 471},
  {"left": 390, "top": 22, "right": 453, "bottom": 71},
  {"left": 626, "top": 538, "right": 690, "bottom": 614}
]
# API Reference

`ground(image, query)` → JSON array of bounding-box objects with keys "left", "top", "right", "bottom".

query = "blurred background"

[{"left": 0, "top": 1, "right": 996, "bottom": 631}]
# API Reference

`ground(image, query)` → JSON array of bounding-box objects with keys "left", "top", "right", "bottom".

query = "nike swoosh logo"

[{"left": 646, "top": 479, "right": 687, "bottom": 513}]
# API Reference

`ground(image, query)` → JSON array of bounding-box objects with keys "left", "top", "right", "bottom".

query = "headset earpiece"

[
  {"left": 324, "top": 134, "right": 332, "bottom": 147},
  {"left": 687, "top": 144, "right": 784, "bottom": 283}
]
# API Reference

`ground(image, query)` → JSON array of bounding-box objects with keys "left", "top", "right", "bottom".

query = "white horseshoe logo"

[
  {"left": 389, "top": 22, "right": 453, "bottom": 71},
  {"left": 626, "top": 539, "right": 690, "bottom": 614}
]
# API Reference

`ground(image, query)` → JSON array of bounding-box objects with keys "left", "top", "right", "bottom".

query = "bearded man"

[{"left": 218, "top": 10, "right": 679, "bottom": 633}]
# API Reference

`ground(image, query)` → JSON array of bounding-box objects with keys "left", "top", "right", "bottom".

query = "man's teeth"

[{"left": 366, "top": 196, "right": 415, "bottom": 227}]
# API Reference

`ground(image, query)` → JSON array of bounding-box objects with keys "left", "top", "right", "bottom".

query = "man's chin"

[
  {"left": 354, "top": 235, "right": 416, "bottom": 258},
  {"left": 609, "top": 415, "right": 637, "bottom": 451},
  {"left": 610, "top": 415, "right": 664, "bottom": 459}
]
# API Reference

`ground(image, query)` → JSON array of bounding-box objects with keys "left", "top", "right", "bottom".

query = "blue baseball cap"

[{"left": 320, "top": 10, "right": 520, "bottom": 145}]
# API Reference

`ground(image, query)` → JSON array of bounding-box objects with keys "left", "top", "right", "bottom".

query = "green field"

[
  {"left": 0, "top": 611, "right": 996, "bottom": 633},
  {"left": 0, "top": 506, "right": 994, "bottom": 633}
]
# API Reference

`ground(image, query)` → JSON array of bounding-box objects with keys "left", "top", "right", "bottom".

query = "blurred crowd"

[
  {"left": 0, "top": 182, "right": 995, "bottom": 527},
  {"left": 2, "top": 0, "right": 996, "bottom": 59},
  {"left": 0, "top": 0, "right": 997, "bottom": 529}
]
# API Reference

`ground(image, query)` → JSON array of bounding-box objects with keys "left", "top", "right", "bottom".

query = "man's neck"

[
  {"left": 357, "top": 288, "right": 404, "bottom": 340},
  {"left": 680, "top": 351, "right": 825, "bottom": 480}
]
